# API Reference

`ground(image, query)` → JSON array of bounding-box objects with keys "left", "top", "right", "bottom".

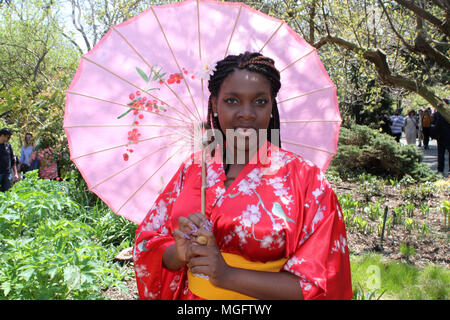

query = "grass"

[{"left": 351, "top": 253, "right": 449, "bottom": 300}]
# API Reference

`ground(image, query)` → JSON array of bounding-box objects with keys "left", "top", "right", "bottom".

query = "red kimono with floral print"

[{"left": 133, "top": 143, "right": 353, "bottom": 300}]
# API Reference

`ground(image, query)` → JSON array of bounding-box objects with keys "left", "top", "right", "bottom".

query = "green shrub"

[
  {"left": 0, "top": 171, "right": 137, "bottom": 300},
  {"left": 330, "top": 125, "right": 437, "bottom": 181}
]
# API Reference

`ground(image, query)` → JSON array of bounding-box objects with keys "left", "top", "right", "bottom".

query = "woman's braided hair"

[{"left": 207, "top": 52, "right": 281, "bottom": 147}]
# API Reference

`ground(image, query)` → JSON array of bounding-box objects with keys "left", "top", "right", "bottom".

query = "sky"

[{"left": 59, "top": 0, "right": 88, "bottom": 53}]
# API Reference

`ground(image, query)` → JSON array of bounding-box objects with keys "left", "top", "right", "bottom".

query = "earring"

[
  {"left": 270, "top": 114, "right": 273, "bottom": 118},
  {"left": 213, "top": 113, "right": 218, "bottom": 117}
]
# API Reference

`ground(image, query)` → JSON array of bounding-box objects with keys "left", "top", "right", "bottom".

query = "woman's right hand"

[
  {"left": 172, "top": 225, "right": 192, "bottom": 264},
  {"left": 173, "top": 213, "right": 212, "bottom": 264}
]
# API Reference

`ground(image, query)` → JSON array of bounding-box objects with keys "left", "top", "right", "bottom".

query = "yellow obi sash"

[{"left": 187, "top": 252, "right": 288, "bottom": 300}]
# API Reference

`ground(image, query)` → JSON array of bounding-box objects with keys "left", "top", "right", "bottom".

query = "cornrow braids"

[{"left": 206, "top": 52, "right": 281, "bottom": 147}]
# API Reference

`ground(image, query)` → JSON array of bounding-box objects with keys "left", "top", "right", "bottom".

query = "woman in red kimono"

[{"left": 133, "top": 52, "right": 353, "bottom": 300}]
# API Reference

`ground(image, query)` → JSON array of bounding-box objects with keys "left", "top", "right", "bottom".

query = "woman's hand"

[
  {"left": 186, "top": 223, "right": 232, "bottom": 287},
  {"left": 173, "top": 213, "right": 212, "bottom": 263}
]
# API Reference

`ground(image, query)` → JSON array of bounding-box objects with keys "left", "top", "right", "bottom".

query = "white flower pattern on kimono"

[
  {"left": 280, "top": 194, "right": 293, "bottom": 206},
  {"left": 234, "top": 225, "right": 248, "bottom": 244},
  {"left": 206, "top": 164, "right": 221, "bottom": 187},
  {"left": 312, "top": 188, "right": 323, "bottom": 201},
  {"left": 261, "top": 235, "right": 274, "bottom": 248},
  {"left": 247, "top": 168, "right": 262, "bottom": 184},
  {"left": 284, "top": 256, "right": 305, "bottom": 271},
  {"left": 330, "top": 234, "right": 348, "bottom": 254},
  {"left": 142, "top": 199, "right": 169, "bottom": 234},
  {"left": 169, "top": 275, "right": 181, "bottom": 291},
  {"left": 241, "top": 204, "right": 261, "bottom": 227},
  {"left": 273, "top": 222, "right": 283, "bottom": 232},
  {"left": 298, "top": 206, "right": 325, "bottom": 246},
  {"left": 237, "top": 179, "right": 253, "bottom": 196},
  {"left": 135, "top": 264, "right": 150, "bottom": 278},
  {"left": 214, "top": 186, "right": 226, "bottom": 206}
]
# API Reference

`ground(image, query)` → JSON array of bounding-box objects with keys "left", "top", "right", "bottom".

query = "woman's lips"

[{"left": 235, "top": 127, "right": 257, "bottom": 137}]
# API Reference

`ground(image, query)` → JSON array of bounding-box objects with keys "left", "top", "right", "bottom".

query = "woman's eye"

[
  {"left": 255, "top": 98, "right": 269, "bottom": 105},
  {"left": 224, "top": 98, "right": 238, "bottom": 105}
]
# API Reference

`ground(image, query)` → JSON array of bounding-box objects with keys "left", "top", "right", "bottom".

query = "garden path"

[{"left": 400, "top": 136, "right": 448, "bottom": 177}]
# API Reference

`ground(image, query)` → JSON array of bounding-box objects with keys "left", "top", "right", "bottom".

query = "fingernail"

[
  {"left": 189, "top": 224, "right": 198, "bottom": 234},
  {"left": 183, "top": 233, "right": 191, "bottom": 240},
  {"left": 202, "top": 220, "right": 213, "bottom": 231}
]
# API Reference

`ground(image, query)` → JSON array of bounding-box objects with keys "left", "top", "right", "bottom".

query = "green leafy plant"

[
  {"left": 420, "top": 204, "right": 430, "bottom": 217},
  {"left": 404, "top": 203, "right": 415, "bottom": 218},
  {"left": 0, "top": 171, "right": 136, "bottom": 300},
  {"left": 399, "top": 242, "right": 416, "bottom": 260},
  {"left": 377, "top": 215, "right": 393, "bottom": 237},
  {"left": 401, "top": 182, "right": 439, "bottom": 204},
  {"left": 392, "top": 206, "right": 405, "bottom": 225},
  {"left": 420, "top": 222, "right": 430, "bottom": 237},
  {"left": 441, "top": 200, "right": 450, "bottom": 230},
  {"left": 404, "top": 218, "right": 415, "bottom": 233},
  {"left": 353, "top": 216, "right": 371, "bottom": 234},
  {"left": 338, "top": 194, "right": 360, "bottom": 232},
  {"left": 363, "top": 201, "right": 383, "bottom": 221}
]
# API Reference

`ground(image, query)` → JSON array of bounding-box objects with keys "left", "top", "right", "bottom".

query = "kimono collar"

[{"left": 205, "top": 140, "right": 275, "bottom": 169}]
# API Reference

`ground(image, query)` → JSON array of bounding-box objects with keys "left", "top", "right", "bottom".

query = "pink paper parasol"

[{"left": 64, "top": 0, "right": 341, "bottom": 224}]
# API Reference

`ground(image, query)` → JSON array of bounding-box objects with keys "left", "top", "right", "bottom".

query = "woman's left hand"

[{"left": 186, "top": 226, "right": 232, "bottom": 287}]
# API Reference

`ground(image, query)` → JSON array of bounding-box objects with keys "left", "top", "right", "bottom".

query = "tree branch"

[
  {"left": 314, "top": 35, "right": 450, "bottom": 122},
  {"left": 393, "top": 0, "right": 449, "bottom": 37},
  {"left": 378, "top": 0, "right": 415, "bottom": 52},
  {"left": 414, "top": 29, "right": 450, "bottom": 70},
  {"left": 379, "top": 0, "right": 450, "bottom": 71},
  {"left": 309, "top": 0, "right": 317, "bottom": 44},
  {"left": 429, "top": 0, "right": 450, "bottom": 11},
  {"left": 70, "top": 0, "right": 91, "bottom": 51},
  {"left": 61, "top": 32, "right": 83, "bottom": 55}
]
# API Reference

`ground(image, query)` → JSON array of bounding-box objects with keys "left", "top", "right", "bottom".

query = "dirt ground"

[
  {"left": 332, "top": 179, "right": 449, "bottom": 268},
  {"left": 103, "top": 179, "right": 449, "bottom": 300}
]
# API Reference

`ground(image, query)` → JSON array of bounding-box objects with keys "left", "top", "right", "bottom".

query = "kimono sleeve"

[
  {"left": 133, "top": 161, "right": 187, "bottom": 300},
  {"left": 283, "top": 166, "right": 353, "bottom": 300}
]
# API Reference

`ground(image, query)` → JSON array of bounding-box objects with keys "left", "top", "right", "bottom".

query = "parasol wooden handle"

[{"left": 197, "top": 134, "right": 208, "bottom": 246}]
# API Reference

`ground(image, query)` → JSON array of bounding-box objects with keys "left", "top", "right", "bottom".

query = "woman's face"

[
  {"left": 0, "top": 134, "right": 10, "bottom": 144},
  {"left": 211, "top": 69, "right": 272, "bottom": 155}
]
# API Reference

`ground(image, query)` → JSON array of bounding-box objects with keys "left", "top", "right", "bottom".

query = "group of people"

[
  {"left": 381, "top": 99, "right": 450, "bottom": 177},
  {"left": 0, "top": 128, "right": 59, "bottom": 192},
  {"left": 384, "top": 107, "right": 434, "bottom": 148}
]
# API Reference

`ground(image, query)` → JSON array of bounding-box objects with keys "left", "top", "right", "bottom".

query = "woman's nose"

[{"left": 237, "top": 102, "right": 256, "bottom": 120}]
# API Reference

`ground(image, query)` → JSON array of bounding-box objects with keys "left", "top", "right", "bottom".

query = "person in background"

[
  {"left": 30, "top": 136, "right": 59, "bottom": 180},
  {"left": 19, "top": 132, "right": 34, "bottom": 178},
  {"left": 417, "top": 109, "right": 423, "bottom": 147},
  {"left": 390, "top": 108, "right": 404, "bottom": 143},
  {"left": 380, "top": 114, "right": 392, "bottom": 135},
  {"left": 0, "top": 128, "right": 18, "bottom": 191},
  {"left": 421, "top": 108, "right": 432, "bottom": 150},
  {"left": 431, "top": 99, "right": 450, "bottom": 177},
  {"left": 404, "top": 109, "right": 418, "bottom": 145}
]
